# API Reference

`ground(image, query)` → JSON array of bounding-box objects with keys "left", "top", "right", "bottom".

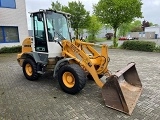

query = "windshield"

[{"left": 46, "top": 12, "right": 70, "bottom": 41}]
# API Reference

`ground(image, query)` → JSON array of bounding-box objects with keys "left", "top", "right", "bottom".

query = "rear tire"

[
  {"left": 58, "top": 64, "right": 87, "bottom": 94},
  {"left": 23, "top": 58, "right": 39, "bottom": 80}
]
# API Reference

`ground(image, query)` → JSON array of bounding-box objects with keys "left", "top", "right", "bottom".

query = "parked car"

[
  {"left": 132, "top": 37, "right": 139, "bottom": 40},
  {"left": 127, "top": 37, "right": 133, "bottom": 40},
  {"left": 127, "top": 37, "right": 139, "bottom": 40},
  {"left": 119, "top": 37, "right": 127, "bottom": 40}
]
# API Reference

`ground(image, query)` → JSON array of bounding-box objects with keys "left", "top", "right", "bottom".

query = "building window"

[
  {"left": 0, "top": 28, "right": 3, "bottom": 42},
  {"left": 0, "top": 0, "right": 16, "bottom": 8},
  {"left": 0, "top": 26, "right": 19, "bottom": 43}
]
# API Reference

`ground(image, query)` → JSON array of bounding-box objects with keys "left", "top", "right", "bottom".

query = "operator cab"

[{"left": 30, "top": 9, "right": 71, "bottom": 57}]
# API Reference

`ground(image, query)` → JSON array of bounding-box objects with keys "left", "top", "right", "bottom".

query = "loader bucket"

[{"left": 102, "top": 62, "right": 142, "bottom": 115}]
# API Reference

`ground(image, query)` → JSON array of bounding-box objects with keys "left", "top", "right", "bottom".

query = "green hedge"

[
  {"left": 154, "top": 45, "right": 160, "bottom": 52},
  {"left": 0, "top": 46, "right": 22, "bottom": 53},
  {"left": 121, "top": 41, "right": 156, "bottom": 52}
]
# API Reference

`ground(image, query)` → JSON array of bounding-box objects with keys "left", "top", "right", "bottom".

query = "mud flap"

[{"left": 102, "top": 62, "right": 142, "bottom": 115}]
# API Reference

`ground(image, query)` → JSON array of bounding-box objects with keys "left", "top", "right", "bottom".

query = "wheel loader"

[{"left": 17, "top": 9, "right": 142, "bottom": 115}]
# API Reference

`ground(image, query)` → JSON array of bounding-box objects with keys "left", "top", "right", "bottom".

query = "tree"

[
  {"left": 63, "top": 1, "right": 90, "bottom": 39},
  {"left": 149, "top": 22, "right": 154, "bottom": 26},
  {"left": 119, "top": 20, "right": 143, "bottom": 35},
  {"left": 78, "top": 28, "right": 84, "bottom": 38},
  {"left": 153, "top": 24, "right": 159, "bottom": 27},
  {"left": 94, "top": 0, "right": 143, "bottom": 47},
  {"left": 142, "top": 20, "right": 149, "bottom": 31},
  {"left": 118, "top": 23, "right": 131, "bottom": 37},
  {"left": 87, "top": 15, "right": 103, "bottom": 41},
  {"left": 130, "top": 20, "right": 143, "bottom": 32},
  {"left": 51, "top": 0, "right": 63, "bottom": 11}
]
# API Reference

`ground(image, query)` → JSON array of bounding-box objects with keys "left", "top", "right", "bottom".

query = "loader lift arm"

[{"left": 61, "top": 39, "right": 110, "bottom": 88}]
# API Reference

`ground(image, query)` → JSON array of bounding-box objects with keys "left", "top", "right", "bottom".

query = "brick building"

[{"left": 0, "top": 0, "right": 28, "bottom": 48}]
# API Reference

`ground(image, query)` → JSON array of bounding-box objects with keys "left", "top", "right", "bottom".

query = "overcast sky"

[{"left": 25, "top": 0, "right": 160, "bottom": 29}]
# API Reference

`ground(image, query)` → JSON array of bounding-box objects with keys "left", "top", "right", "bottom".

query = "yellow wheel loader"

[{"left": 17, "top": 9, "right": 142, "bottom": 115}]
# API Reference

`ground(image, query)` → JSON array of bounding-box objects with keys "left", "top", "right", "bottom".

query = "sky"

[{"left": 25, "top": 0, "right": 160, "bottom": 29}]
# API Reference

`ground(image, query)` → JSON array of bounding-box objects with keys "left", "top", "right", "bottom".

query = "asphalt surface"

[{"left": 0, "top": 49, "right": 160, "bottom": 120}]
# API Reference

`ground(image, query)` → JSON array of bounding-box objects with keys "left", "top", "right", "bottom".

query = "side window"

[
  {"left": 34, "top": 15, "right": 45, "bottom": 39},
  {"left": 4, "top": 27, "right": 19, "bottom": 42},
  {"left": 0, "top": 26, "right": 19, "bottom": 43}
]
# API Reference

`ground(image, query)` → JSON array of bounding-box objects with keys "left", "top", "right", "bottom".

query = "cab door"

[{"left": 33, "top": 13, "right": 48, "bottom": 52}]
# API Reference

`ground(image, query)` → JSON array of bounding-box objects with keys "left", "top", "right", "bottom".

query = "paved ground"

[{"left": 0, "top": 49, "right": 160, "bottom": 120}]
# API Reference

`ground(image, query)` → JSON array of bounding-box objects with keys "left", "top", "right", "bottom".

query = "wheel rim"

[
  {"left": 62, "top": 72, "right": 75, "bottom": 88},
  {"left": 25, "top": 63, "right": 33, "bottom": 76}
]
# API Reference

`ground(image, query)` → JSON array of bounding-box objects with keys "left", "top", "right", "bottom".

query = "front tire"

[
  {"left": 22, "top": 58, "right": 39, "bottom": 80},
  {"left": 58, "top": 64, "right": 87, "bottom": 94}
]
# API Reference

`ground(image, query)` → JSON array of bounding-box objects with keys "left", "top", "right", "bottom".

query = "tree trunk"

[
  {"left": 113, "top": 28, "right": 118, "bottom": 47},
  {"left": 76, "top": 29, "right": 79, "bottom": 39}
]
